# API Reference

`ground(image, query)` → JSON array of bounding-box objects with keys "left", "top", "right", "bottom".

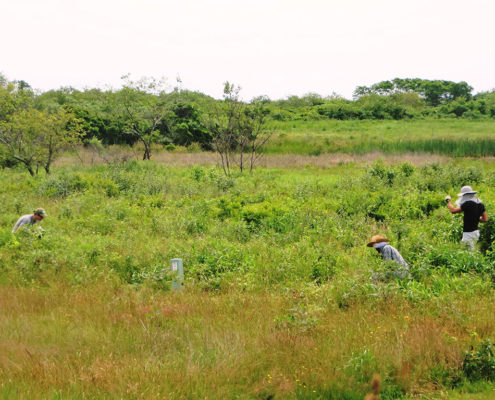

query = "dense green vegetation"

[
  {"left": 2, "top": 75, "right": 495, "bottom": 168},
  {"left": 1, "top": 159, "right": 495, "bottom": 398},
  {"left": 2, "top": 73, "right": 495, "bottom": 398}
]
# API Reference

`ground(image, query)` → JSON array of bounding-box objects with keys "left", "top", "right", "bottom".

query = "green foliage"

[
  {"left": 167, "top": 102, "right": 211, "bottom": 149},
  {"left": 2, "top": 160, "right": 495, "bottom": 299},
  {"left": 463, "top": 339, "right": 495, "bottom": 381},
  {"left": 2, "top": 159, "right": 495, "bottom": 397},
  {"left": 354, "top": 78, "right": 473, "bottom": 106},
  {"left": 418, "top": 245, "right": 492, "bottom": 274}
]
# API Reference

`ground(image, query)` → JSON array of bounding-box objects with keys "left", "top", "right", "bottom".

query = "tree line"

[
  {"left": 269, "top": 79, "right": 495, "bottom": 121},
  {"left": 1, "top": 74, "right": 495, "bottom": 174},
  {"left": 0, "top": 75, "right": 270, "bottom": 175}
]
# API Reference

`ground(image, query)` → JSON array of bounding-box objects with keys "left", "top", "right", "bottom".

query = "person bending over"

[
  {"left": 12, "top": 208, "right": 47, "bottom": 236},
  {"left": 367, "top": 234, "right": 409, "bottom": 279}
]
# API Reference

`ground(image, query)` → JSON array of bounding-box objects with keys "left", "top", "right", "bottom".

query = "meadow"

[
  {"left": 265, "top": 119, "right": 495, "bottom": 157},
  {"left": 1, "top": 153, "right": 495, "bottom": 399}
]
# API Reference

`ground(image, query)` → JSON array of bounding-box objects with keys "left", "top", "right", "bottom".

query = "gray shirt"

[
  {"left": 12, "top": 214, "right": 38, "bottom": 233},
  {"left": 380, "top": 245, "right": 409, "bottom": 268}
]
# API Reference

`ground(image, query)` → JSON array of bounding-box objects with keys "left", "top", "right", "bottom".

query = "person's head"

[
  {"left": 367, "top": 235, "right": 389, "bottom": 252},
  {"left": 458, "top": 185, "right": 477, "bottom": 197},
  {"left": 33, "top": 208, "right": 47, "bottom": 221}
]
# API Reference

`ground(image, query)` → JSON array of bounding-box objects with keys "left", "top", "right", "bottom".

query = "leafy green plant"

[{"left": 463, "top": 339, "right": 495, "bottom": 381}]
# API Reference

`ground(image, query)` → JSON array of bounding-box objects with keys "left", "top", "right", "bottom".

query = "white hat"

[{"left": 457, "top": 186, "right": 477, "bottom": 197}]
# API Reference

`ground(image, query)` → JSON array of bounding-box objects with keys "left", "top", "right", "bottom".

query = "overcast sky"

[{"left": 1, "top": 0, "right": 494, "bottom": 100}]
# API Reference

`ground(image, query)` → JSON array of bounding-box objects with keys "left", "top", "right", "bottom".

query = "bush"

[
  {"left": 38, "top": 172, "right": 89, "bottom": 197},
  {"left": 420, "top": 245, "right": 492, "bottom": 274},
  {"left": 463, "top": 339, "right": 495, "bottom": 381}
]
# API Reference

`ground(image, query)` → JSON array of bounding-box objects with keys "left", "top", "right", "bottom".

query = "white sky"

[{"left": 1, "top": 0, "right": 494, "bottom": 100}]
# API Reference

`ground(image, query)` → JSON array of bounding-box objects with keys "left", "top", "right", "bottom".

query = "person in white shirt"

[{"left": 12, "top": 208, "right": 47, "bottom": 235}]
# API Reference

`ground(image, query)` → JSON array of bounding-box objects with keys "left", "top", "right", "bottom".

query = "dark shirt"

[{"left": 461, "top": 201, "right": 485, "bottom": 232}]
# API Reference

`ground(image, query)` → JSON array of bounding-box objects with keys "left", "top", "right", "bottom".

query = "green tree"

[
  {"left": 0, "top": 107, "right": 83, "bottom": 175},
  {"left": 354, "top": 78, "right": 473, "bottom": 107},
  {"left": 118, "top": 76, "right": 171, "bottom": 160},
  {"left": 0, "top": 108, "right": 45, "bottom": 175},
  {"left": 40, "top": 108, "right": 84, "bottom": 173},
  {"left": 166, "top": 102, "right": 211, "bottom": 149},
  {"left": 0, "top": 76, "right": 33, "bottom": 121}
]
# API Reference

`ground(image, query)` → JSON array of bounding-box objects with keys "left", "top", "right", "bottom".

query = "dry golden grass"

[
  {"left": 1, "top": 283, "right": 494, "bottom": 398},
  {"left": 54, "top": 146, "right": 452, "bottom": 170}
]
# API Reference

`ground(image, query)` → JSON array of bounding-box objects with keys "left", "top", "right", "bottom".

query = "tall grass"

[
  {"left": 351, "top": 139, "right": 495, "bottom": 156},
  {"left": 264, "top": 118, "right": 495, "bottom": 157},
  {"left": 1, "top": 283, "right": 494, "bottom": 399},
  {"left": 1, "top": 160, "right": 495, "bottom": 397}
]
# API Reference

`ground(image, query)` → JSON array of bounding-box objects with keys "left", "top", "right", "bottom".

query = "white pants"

[{"left": 461, "top": 230, "right": 480, "bottom": 250}]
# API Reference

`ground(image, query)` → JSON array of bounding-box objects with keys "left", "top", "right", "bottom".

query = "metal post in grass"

[{"left": 171, "top": 258, "right": 184, "bottom": 291}]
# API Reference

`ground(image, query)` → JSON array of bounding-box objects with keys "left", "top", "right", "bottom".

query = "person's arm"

[
  {"left": 445, "top": 196, "right": 462, "bottom": 214},
  {"left": 12, "top": 217, "right": 23, "bottom": 233},
  {"left": 480, "top": 211, "right": 488, "bottom": 223}
]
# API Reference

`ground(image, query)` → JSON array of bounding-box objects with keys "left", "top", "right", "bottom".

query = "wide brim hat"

[
  {"left": 367, "top": 234, "right": 389, "bottom": 247},
  {"left": 457, "top": 185, "right": 477, "bottom": 197}
]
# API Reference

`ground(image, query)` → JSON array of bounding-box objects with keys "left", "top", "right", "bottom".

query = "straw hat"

[
  {"left": 457, "top": 186, "right": 477, "bottom": 196},
  {"left": 367, "top": 234, "right": 389, "bottom": 247}
]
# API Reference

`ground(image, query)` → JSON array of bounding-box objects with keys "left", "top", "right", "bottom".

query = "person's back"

[
  {"left": 367, "top": 235, "right": 409, "bottom": 279},
  {"left": 380, "top": 244, "right": 409, "bottom": 268},
  {"left": 461, "top": 200, "right": 485, "bottom": 233},
  {"left": 445, "top": 186, "right": 487, "bottom": 250},
  {"left": 12, "top": 214, "right": 36, "bottom": 233},
  {"left": 12, "top": 208, "right": 47, "bottom": 234}
]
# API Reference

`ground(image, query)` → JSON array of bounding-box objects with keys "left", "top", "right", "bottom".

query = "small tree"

[
  {"left": 118, "top": 76, "right": 171, "bottom": 160},
  {"left": 40, "top": 108, "right": 84, "bottom": 173},
  {"left": 209, "top": 83, "right": 243, "bottom": 176},
  {"left": 238, "top": 99, "right": 271, "bottom": 173},
  {"left": 0, "top": 107, "right": 83, "bottom": 175},
  {"left": 208, "top": 83, "right": 271, "bottom": 175},
  {"left": 0, "top": 108, "right": 45, "bottom": 175}
]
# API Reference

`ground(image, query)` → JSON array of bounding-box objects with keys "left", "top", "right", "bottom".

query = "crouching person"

[
  {"left": 12, "top": 208, "right": 47, "bottom": 237},
  {"left": 367, "top": 235, "right": 409, "bottom": 279},
  {"left": 445, "top": 185, "right": 488, "bottom": 250}
]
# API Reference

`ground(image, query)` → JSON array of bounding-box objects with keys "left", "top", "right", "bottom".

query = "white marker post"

[{"left": 171, "top": 258, "right": 184, "bottom": 291}]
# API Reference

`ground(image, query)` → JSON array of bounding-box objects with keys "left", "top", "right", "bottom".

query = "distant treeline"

[
  {"left": 268, "top": 78, "right": 495, "bottom": 121},
  {"left": 1, "top": 75, "right": 495, "bottom": 151}
]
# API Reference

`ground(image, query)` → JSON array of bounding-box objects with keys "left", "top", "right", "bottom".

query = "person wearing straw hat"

[
  {"left": 445, "top": 185, "right": 488, "bottom": 250},
  {"left": 367, "top": 234, "right": 409, "bottom": 278},
  {"left": 12, "top": 208, "right": 47, "bottom": 236}
]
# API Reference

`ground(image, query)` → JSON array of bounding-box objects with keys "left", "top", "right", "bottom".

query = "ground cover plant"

[{"left": 1, "top": 159, "right": 495, "bottom": 398}]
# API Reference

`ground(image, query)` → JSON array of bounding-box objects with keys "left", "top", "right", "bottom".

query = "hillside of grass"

[{"left": 1, "top": 160, "right": 495, "bottom": 398}]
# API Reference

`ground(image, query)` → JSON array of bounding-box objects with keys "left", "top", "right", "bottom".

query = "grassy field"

[
  {"left": 1, "top": 157, "right": 495, "bottom": 398},
  {"left": 264, "top": 119, "right": 495, "bottom": 156}
]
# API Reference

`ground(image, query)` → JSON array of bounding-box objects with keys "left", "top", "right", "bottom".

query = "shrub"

[
  {"left": 420, "top": 245, "right": 492, "bottom": 274},
  {"left": 38, "top": 172, "right": 89, "bottom": 198},
  {"left": 463, "top": 339, "right": 495, "bottom": 381}
]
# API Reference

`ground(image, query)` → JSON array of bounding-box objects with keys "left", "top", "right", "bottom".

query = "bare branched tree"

[{"left": 208, "top": 83, "right": 271, "bottom": 176}]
